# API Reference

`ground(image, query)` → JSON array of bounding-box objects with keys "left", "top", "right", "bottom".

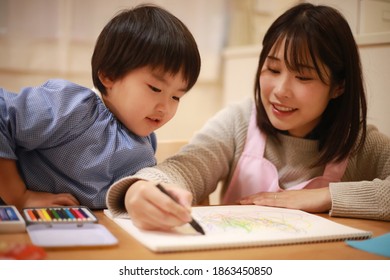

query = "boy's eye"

[
  {"left": 149, "top": 85, "right": 161, "bottom": 92},
  {"left": 172, "top": 96, "right": 180, "bottom": 102}
]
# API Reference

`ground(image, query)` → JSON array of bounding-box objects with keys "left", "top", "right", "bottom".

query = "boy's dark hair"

[
  {"left": 92, "top": 4, "right": 201, "bottom": 94},
  {"left": 254, "top": 3, "right": 367, "bottom": 166}
]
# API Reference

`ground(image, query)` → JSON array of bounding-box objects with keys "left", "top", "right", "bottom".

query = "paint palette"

[
  {"left": 0, "top": 205, "right": 26, "bottom": 233},
  {"left": 22, "top": 206, "right": 98, "bottom": 225}
]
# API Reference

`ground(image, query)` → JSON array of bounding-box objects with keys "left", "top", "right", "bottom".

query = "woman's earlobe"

[{"left": 332, "top": 82, "right": 345, "bottom": 98}]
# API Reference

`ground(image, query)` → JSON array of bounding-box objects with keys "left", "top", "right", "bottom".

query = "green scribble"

[{"left": 199, "top": 210, "right": 312, "bottom": 234}]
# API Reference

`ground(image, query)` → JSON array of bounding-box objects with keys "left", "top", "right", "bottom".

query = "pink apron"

[{"left": 222, "top": 106, "right": 348, "bottom": 204}]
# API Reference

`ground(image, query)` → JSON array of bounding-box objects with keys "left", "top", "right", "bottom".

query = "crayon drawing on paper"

[
  {"left": 194, "top": 207, "right": 313, "bottom": 235},
  {"left": 104, "top": 205, "right": 372, "bottom": 252}
]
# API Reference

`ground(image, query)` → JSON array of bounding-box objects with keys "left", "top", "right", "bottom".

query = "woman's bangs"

[
  {"left": 279, "top": 33, "right": 328, "bottom": 83},
  {"left": 284, "top": 34, "right": 313, "bottom": 72}
]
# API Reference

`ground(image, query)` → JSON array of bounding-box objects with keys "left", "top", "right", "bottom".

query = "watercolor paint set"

[{"left": 0, "top": 205, "right": 26, "bottom": 233}]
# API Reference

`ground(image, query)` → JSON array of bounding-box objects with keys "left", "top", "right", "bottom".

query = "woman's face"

[{"left": 259, "top": 39, "right": 340, "bottom": 138}]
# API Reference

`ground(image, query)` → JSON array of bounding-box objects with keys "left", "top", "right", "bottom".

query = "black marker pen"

[{"left": 156, "top": 183, "right": 205, "bottom": 235}]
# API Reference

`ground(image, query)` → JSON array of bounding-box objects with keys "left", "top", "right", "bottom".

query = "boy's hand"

[
  {"left": 0, "top": 158, "right": 79, "bottom": 211},
  {"left": 15, "top": 190, "right": 80, "bottom": 211},
  {"left": 125, "top": 180, "right": 192, "bottom": 231}
]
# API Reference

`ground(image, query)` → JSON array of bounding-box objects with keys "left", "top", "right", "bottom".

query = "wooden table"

[{"left": 1, "top": 211, "right": 389, "bottom": 260}]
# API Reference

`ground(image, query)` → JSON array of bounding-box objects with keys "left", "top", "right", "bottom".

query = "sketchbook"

[{"left": 104, "top": 205, "right": 372, "bottom": 253}]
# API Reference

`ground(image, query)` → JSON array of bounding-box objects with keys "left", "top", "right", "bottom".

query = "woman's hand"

[
  {"left": 239, "top": 187, "right": 332, "bottom": 213},
  {"left": 124, "top": 180, "right": 193, "bottom": 231}
]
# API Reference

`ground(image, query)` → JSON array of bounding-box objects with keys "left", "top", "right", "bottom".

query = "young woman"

[{"left": 106, "top": 3, "right": 390, "bottom": 230}]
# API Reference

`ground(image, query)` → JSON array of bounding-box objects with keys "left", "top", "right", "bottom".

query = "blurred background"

[{"left": 1, "top": 0, "right": 389, "bottom": 140}]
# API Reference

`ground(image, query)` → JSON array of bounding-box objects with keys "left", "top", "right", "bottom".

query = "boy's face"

[{"left": 101, "top": 66, "right": 187, "bottom": 137}]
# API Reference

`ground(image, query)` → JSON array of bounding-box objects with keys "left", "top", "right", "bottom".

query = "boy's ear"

[
  {"left": 98, "top": 72, "right": 114, "bottom": 89},
  {"left": 331, "top": 81, "right": 345, "bottom": 99}
]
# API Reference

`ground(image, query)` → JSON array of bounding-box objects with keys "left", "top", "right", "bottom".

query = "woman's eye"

[
  {"left": 268, "top": 67, "right": 280, "bottom": 74},
  {"left": 149, "top": 85, "right": 161, "bottom": 92},
  {"left": 296, "top": 76, "right": 313, "bottom": 81}
]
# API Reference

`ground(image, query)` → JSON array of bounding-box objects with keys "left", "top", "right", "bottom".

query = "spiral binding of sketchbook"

[{"left": 104, "top": 205, "right": 372, "bottom": 253}]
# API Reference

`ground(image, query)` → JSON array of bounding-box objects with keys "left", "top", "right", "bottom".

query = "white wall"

[{"left": 360, "top": 44, "right": 390, "bottom": 136}]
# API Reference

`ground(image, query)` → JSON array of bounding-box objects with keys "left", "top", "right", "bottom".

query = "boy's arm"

[
  {"left": 0, "top": 158, "right": 80, "bottom": 211},
  {"left": 0, "top": 158, "right": 29, "bottom": 210}
]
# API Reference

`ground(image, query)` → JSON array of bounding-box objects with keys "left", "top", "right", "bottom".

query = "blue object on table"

[{"left": 346, "top": 233, "right": 390, "bottom": 258}]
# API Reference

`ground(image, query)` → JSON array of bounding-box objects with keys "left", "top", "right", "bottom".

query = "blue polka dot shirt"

[{"left": 0, "top": 79, "right": 157, "bottom": 209}]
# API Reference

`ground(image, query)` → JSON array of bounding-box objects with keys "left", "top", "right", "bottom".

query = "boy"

[{"left": 0, "top": 4, "right": 201, "bottom": 210}]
